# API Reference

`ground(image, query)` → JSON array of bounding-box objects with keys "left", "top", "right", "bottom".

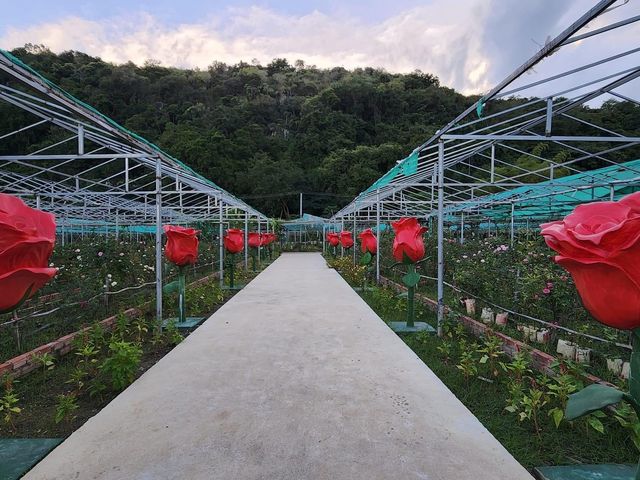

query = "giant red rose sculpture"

[
  {"left": 358, "top": 229, "right": 377, "bottom": 256},
  {"left": 340, "top": 231, "right": 354, "bottom": 250},
  {"left": 223, "top": 229, "right": 244, "bottom": 254},
  {"left": 223, "top": 229, "right": 244, "bottom": 288},
  {"left": 391, "top": 217, "right": 429, "bottom": 332},
  {"left": 327, "top": 232, "right": 339, "bottom": 256},
  {"left": 163, "top": 225, "right": 200, "bottom": 324},
  {"left": 392, "top": 217, "right": 427, "bottom": 263},
  {"left": 248, "top": 232, "right": 261, "bottom": 271},
  {"left": 0, "top": 194, "right": 57, "bottom": 314},
  {"left": 163, "top": 225, "right": 200, "bottom": 267},
  {"left": 248, "top": 232, "right": 261, "bottom": 249},
  {"left": 541, "top": 192, "right": 640, "bottom": 474},
  {"left": 358, "top": 228, "right": 378, "bottom": 289}
]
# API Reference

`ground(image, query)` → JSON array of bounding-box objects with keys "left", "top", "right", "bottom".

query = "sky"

[{"left": 0, "top": 0, "right": 636, "bottom": 95}]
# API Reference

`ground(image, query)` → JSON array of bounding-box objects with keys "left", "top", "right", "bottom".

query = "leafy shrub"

[{"left": 100, "top": 341, "right": 143, "bottom": 391}]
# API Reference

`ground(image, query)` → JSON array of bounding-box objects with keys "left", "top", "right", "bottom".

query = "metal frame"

[
  {"left": 330, "top": 0, "right": 640, "bottom": 335},
  {"left": 0, "top": 50, "right": 269, "bottom": 324}
]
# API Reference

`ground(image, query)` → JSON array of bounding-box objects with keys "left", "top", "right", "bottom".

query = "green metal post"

[
  {"left": 178, "top": 266, "right": 186, "bottom": 324},
  {"left": 406, "top": 263, "right": 416, "bottom": 328}
]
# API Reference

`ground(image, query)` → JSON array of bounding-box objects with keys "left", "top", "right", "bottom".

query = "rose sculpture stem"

[
  {"left": 406, "top": 264, "right": 416, "bottom": 328},
  {"left": 229, "top": 254, "right": 235, "bottom": 289},
  {"left": 177, "top": 266, "right": 187, "bottom": 324}
]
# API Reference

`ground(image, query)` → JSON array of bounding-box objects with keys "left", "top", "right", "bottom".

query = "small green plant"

[
  {"left": 100, "top": 341, "right": 143, "bottom": 391},
  {"left": 457, "top": 349, "right": 478, "bottom": 385},
  {"left": 54, "top": 393, "right": 79, "bottom": 424},
  {"left": 31, "top": 352, "right": 55, "bottom": 373},
  {"left": 518, "top": 387, "right": 548, "bottom": 438},
  {"left": 0, "top": 389, "right": 21, "bottom": 431},
  {"left": 132, "top": 317, "right": 149, "bottom": 343},
  {"left": 500, "top": 351, "right": 531, "bottom": 384},
  {"left": 114, "top": 313, "right": 130, "bottom": 340},
  {"left": 164, "top": 322, "right": 184, "bottom": 346},
  {"left": 546, "top": 374, "right": 581, "bottom": 428},
  {"left": 478, "top": 334, "right": 503, "bottom": 377},
  {"left": 613, "top": 402, "right": 640, "bottom": 452},
  {"left": 66, "top": 367, "right": 88, "bottom": 395},
  {"left": 437, "top": 340, "right": 452, "bottom": 364}
]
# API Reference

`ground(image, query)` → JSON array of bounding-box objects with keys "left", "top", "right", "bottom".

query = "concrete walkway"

[{"left": 26, "top": 253, "right": 532, "bottom": 480}]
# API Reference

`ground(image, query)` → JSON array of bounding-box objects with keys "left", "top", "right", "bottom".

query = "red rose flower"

[
  {"left": 163, "top": 225, "right": 200, "bottom": 266},
  {"left": 541, "top": 192, "right": 640, "bottom": 329},
  {"left": 224, "top": 229, "right": 244, "bottom": 254},
  {"left": 327, "top": 232, "right": 340, "bottom": 247},
  {"left": 248, "top": 232, "right": 261, "bottom": 248},
  {"left": 358, "top": 229, "right": 377, "bottom": 254},
  {"left": 392, "top": 217, "right": 427, "bottom": 263},
  {"left": 0, "top": 194, "right": 57, "bottom": 312},
  {"left": 340, "top": 231, "right": 354, "bottom": 249}
]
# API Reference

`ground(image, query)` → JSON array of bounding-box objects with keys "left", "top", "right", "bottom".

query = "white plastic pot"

[
  {"left": 480, "top": 307, "right": 494, "bottom": 324},
  {"left": 575, "top": 347, "right": 591, "bottom": 364},
  {"left": 606, "top": 358, "right": 623, "bottom": 376},
  {"left": 464, "top": 298, "right": 476, "bottom": 316},
  {"left": 536, "top": 329, "right": 550, "bottom": 344},
  {"left": 622, "top": 361, "right": 631, "bottom": 380},
  {"left": 495, "top": 312, "right": 509, "bottom": 326},
  {"left": 557, "top": 339, "right": 577, "bottom": 359}
]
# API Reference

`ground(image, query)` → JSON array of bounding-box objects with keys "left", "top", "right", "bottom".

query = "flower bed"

[
  {"left": 327, "top": 258, "right": 638, "bottom": 469},
  {"left": 0, "top": 272, "right": 252, "bottom": 439}
]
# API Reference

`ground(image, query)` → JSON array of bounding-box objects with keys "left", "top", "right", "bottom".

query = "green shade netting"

[
  {"left": 449, "top": 159, "right": 640, "bottom": 220},
  {"left": 364, "top": 151, "right": 419, "bottom": 195}
]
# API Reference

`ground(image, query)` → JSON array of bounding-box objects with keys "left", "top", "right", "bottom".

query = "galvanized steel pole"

[
  {"left": 244, "top": 211, "right": 249, "bottom": 270},
  {"left": 437, "top": 141, "right": 445, "bottom": 337},
  {"left": 219, "top": 201, "right": 224, "bottom": 288},
  {"left": 155, "top": 157, "right": 163, "bottom": 327},
  {"left": 376, "top": 189, "right": 381, "bottom": 284}
]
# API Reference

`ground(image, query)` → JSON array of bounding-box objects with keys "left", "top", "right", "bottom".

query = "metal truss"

[
  {"left": 0, "top": 49, "right": 269, "bottom": 323},
  {"left": 329, "top": 0, "right": 640, "bottom": 335}
]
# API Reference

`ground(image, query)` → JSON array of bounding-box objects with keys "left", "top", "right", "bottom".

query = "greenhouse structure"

[{"left": 330, "top": 0, "right": 640, "bottom": 335}]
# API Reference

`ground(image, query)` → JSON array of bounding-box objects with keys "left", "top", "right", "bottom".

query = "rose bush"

[
  {"left": 541, "top": 192, "right": 640, "bottom": 330},
  {"left": 0, "top": 194, "right": 58, "bottom": 312},
  {"left": 163, "top": 225, "right": 200, "bottom": 266}
]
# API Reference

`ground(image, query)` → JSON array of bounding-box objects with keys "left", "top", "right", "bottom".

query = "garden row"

[{"left": 326, "top": 256, "right": 638, "bottom": 470}]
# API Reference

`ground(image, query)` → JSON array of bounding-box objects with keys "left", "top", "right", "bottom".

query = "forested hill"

[{"left": 3, "top": 45, "right": 638, "bottom": 217}]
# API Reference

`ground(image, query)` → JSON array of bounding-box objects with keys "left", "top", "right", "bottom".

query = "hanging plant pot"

[
  {"left": 495, "top": 312, "right": 509, "bottom": 326},
  {"left": 575, "top": 347, "right": 592, "bottom": 364},
  {"left": 480, "top": 307, "right": 494, "bottom": 324},
  {"left": 556, "top": 339, "right": 577, "bottom": 359},
  {"left": 606, "top": 358, "right": 624, "bottom": 376},
  {"left": 463, "top": 298, "right": 476, "bottom": 316}
]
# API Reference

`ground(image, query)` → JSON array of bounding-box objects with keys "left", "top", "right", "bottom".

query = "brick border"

[
  {"left": 0, "top": 272, "right": 219, "bottom": 380},
  {"left": 379, "top": 276, "right": 613, "bottom": 387}
]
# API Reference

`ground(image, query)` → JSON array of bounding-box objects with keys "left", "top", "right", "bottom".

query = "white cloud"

[{"left": 4, "top": 0, "right": 626, "bottom": 96}]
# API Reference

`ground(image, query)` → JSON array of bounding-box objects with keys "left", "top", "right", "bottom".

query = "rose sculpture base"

[
  {"left": 534, "top": 464, "right": 635, "bottom": 480},
  {"left": 0, "top": 438, "right": 63, "bottom": 480},
  {"left": 388, "top": 321, "right": 436, "bottom": 334},
  {"left": 163, "top": 317, "right": 205, "bottom": 329}
]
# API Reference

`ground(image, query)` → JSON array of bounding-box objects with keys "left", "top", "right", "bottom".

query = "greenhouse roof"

[
  {"left": 446, "top": 158, "right": 640, "bottom": 220},
  {"left": 0, "top": 49, "right": 267, "bottom": 227},
  {"left": 331, "top": 0, "right": 640, "bottom": 224}
]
